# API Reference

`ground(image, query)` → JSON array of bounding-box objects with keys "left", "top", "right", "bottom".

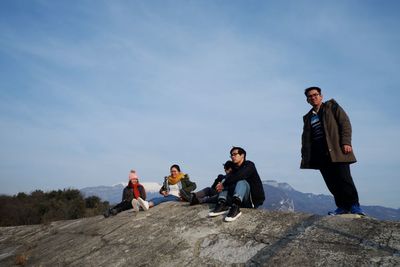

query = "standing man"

[
  {"left": 301, "top": 86, "right": 365, "bottom": 215},
  {"left": 209, "top": 147, "right": 265, "bottom": 222}
]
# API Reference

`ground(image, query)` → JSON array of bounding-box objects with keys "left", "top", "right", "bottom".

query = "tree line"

[{"left": 0, "top": 189, "right": 109, "bottom": 226}]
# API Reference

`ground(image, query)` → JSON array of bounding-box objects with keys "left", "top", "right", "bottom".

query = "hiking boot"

[
  {"left": 328, "top": 207, "right": 349, "bottom": 216},
  {"left": 350, "top": 204, "right": 366, "bottom": 216},
  {"left": 110, "top": 208, "right": 118, "bottom": 216},
  {"left": 190, "top": 193, "right": 200, "bottom": 206},
  {"left": 131, "top": 199, "right": 140, "bottom": 212},
  {"left": 208, "top": 200, "right": 229, "bottom": 217},
  {"left": 137, "top": 197, "right": 149, "bottom": 211},
  {"left": 103, "top": 209, "right": 111, "bottom": 218}
]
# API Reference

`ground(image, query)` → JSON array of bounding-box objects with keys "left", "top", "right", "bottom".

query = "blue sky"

[{"left": 0, "top": 1, "right": 399, "bottom": 208}]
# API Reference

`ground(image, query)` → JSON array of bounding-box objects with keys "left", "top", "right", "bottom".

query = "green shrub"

[{"left": 0, "top": 189, "right": 110, "bottom": 226}]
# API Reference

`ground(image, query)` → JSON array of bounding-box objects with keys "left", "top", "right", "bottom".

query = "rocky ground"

[{"left": 0, "top": 202, "right": 399, "bottom": 266}]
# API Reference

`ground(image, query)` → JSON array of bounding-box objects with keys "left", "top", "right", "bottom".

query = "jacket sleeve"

[
  {"left": 300, "top": 112, "right": 312, "bottom": 168},
  {"left": 301, "top": 113, "right": 309, "bottom": 158},
  {"left": 223, "top": 161, "right": 255, "bottom": 187},
  {"left": 139, "top": 185, "right": 147, "bottom": 200},
  {"left": 211, "top": 174, "right": 225, "bottom": 190},
  {"left": 331, "top": 100, "right": 352, "bottom": 146},
  {"left": 181, "top": 175, "right": 196, "bottom": 192},
  {"left": 122, "top": 187, "right": 133, "bottom": 202}
]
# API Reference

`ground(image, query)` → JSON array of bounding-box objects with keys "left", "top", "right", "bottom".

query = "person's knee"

[
  {"left": 236, "top": 180, "right": 250, "bottom": 189},
  {"left": 234, "top": 180, "right": 250, "bottom": 201}
]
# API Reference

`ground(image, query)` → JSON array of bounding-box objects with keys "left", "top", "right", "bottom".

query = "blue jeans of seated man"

[
  {"left": 218, "top": 180, "right": 252, "bottom": 208},
  {"left": 150, "top": 194, "right": 180, "bottom": 206}
]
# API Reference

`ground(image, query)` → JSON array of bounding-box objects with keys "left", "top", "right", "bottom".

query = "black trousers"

[
  {"left": 112, "top": 200, "right": 133, "bottom": 213},
  {"left": 195, "top": 187, "right": 218, "bottom": 204},
  {"left": 319, "top": 163, "right": 359, "bottom": 210}
]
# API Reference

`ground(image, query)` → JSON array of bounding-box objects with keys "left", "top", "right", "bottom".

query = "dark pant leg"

[
  {"left": 112, "top": 200, "right": 133, "bottom": 213},
  {"left": 195, "top": 187, "right": 214, "bottom": 199},
  {"left": 202, "top": 194, "right": 218, "bottom": 204},
  {"left": 196, "top": 187, "right": 218, "bottom": 204},
  {"left": 320, "top": 163, "right": 359, "bottom": 210}
]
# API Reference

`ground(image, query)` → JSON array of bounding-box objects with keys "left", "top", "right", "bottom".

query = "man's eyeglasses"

[
  {"left": 307, "top": 93, "right": 320, "bottom": 98},
  {"left": 230, "top": 152, "right": 240, "bottom": 157}
]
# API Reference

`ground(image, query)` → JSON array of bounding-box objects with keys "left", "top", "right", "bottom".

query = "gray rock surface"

[{"left": 0, "top": 202, "right": 399, "bottom": 266}]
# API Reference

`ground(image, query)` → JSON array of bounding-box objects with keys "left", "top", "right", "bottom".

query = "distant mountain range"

[
  {"left": 262, "top": 180, "right": 400, "bottom": 221},
  {"left": 80, "top": 182, "right": 161, "bottom": 205},
  {"left": 80, "top": 180, "right": 400, "bottom": 221}
]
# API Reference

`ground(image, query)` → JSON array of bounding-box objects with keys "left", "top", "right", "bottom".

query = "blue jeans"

[
  {"left": 149, "top": 194, "right": 180, "bottom": 206},
  {"left": 218, "top": 180, "right": 252, "bottom": 208}
]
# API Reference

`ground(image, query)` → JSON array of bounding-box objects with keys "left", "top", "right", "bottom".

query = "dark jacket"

[
  {"left": 301, "top": 99, "right": 357, "bottom": 169},
  {"left": 211, "top": 174, "right": 225, "bottom": 190},
  {"left": 223, "top": 160, "right": 265, "bottom": 208},
  {"left": 122, "top": 183, "right": 146, "bottom": 202}
]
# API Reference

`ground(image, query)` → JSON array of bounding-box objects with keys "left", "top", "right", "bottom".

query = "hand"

[
  {"left": 216, "top": 182, "right": 224, "bottom": 193},
  {"left": 342, "top": 145, "right": 352, "bottom": 154}
]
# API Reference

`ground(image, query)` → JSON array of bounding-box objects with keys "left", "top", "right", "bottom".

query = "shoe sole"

[
  {"left": 224, "top": 211, "right": 242, "bottom": 222},
  {"left": 353, "top": 213, "right": 366, "bottom": 216},
  {"left": 137, "top": 198, "right": 149, "bottom": 211},
  {"left": 208, "top": 210, "right": 228, "bottom": 217},
  {"left": 328, "top": 213, "right": 348, "bottom": 216},
  {"left": 336, "top": 213, "right": 366, "bottom": 219}
]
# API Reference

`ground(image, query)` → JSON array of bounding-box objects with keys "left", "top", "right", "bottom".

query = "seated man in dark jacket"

[
  {"left": 104, "top": 170, "right": 146, "bottom": 218},
  {"left": 189, "top": 160, "right": 235, "bottom": 205},
  {"left": 209, "top": 147, "right": 265, "bottom": 222}
]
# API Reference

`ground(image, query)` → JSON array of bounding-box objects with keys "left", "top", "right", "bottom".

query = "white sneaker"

[
  {"left": 137, "top": 197, "right": 149, "bottom": 211},
  {"left": 131, "top": 199, "right": 140, "bottom": 212}
]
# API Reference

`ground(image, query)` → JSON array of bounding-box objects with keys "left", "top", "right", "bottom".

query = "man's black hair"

[
  {"left": 223, "top": 160, "right": 235, "bottom": 170},
  {"left": 230, "top": 146, "right": 246, "bottom": 160},
  {"left": 304, "top": 86, "right": 322, "bottom": 97}
]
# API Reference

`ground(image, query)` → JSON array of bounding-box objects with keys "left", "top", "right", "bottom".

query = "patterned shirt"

[{"left": 310, "top": 111, "right": 324, "bottom": 141}]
